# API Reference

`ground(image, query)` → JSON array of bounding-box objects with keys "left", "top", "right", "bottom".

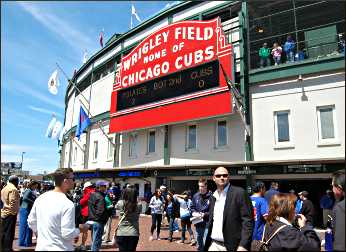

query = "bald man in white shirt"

[{"left": 204, "top": 167, "right": 254, "bottom": 251}]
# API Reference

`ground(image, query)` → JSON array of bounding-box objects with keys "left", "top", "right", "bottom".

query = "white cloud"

[
  {"left": 28, "top": 105, "right": 62, "bottom": 118},
  {"left": 1, "top": 144, "right": 46, "bottom": 153},
  {"left": 18, "top": 2, "right": 97, "bottom": 55},
  {"left": 15, "top": 84, "right": 64, "bottom": 109},
  {"left": 1, "top": 154, "right": 38, "bottom": 163}
]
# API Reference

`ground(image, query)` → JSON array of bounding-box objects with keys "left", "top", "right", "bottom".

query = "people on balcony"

[
  {"left": 271, "top": 42, "right": 282, "bottom": 66},
  {"left": 259, "top": 42, "right": 271, "bottom": 68},
  {"left": 284, "top": 35, "right": 296, "bottom": 63}
]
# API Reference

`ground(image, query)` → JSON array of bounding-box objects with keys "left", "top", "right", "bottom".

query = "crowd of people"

[{"left": 1, "top": 168, "right": 344, "bottom": 251}]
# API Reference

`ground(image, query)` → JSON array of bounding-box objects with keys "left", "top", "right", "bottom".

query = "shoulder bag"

[
  {"left": 251, "top": 224, "right": 288, "bottom": 251},
  {"left": 111, "top": 210, "right": 127, "bottom": 248}
]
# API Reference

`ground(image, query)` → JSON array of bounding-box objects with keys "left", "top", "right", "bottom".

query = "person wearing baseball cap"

[
  {"left": 78, "top": 181, "right": 95, "bottom": 251},
  {"left": 88, "top": 180, "right": 109, "bottom": 251}
]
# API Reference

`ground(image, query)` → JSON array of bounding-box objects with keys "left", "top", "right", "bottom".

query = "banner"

[{"left": 110, "top": 18, "right": 233, "bottom": 133}]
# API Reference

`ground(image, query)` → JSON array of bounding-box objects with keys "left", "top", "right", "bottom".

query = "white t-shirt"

[
  {"left": 175, "top": 197, "right": 192, "bottom": 218},
  {"left": 28, "top": 191, "right": 80, "bottom": 251}
]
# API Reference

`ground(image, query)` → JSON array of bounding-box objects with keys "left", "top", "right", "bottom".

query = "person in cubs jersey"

[{"left": 250, "top": 181, "right": 268, "bottom": 241}]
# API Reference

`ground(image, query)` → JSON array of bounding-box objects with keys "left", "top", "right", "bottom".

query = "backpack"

[{"left": 251, "top": 224, "right": 287, "bottom": 251}]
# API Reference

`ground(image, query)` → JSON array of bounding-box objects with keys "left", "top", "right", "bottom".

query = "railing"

[{"left": 249, "top": 31, "right": 345, "bottom": 70}]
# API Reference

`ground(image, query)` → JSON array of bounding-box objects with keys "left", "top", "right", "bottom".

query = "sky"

[{"left": 1, "top": 1, "right": 179, "bottom": 175}]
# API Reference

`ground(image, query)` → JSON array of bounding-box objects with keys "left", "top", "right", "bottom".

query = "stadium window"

[
  {"left": 186, "top": 124, "right": 197, "bottom": 151},
  {"left": 147, "top": 130, "right": 156, "bottom": 153}
]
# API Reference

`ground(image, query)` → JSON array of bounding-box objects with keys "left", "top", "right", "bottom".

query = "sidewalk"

[{"left": 13, "top": 215, "right": 196, "bottom": 251}]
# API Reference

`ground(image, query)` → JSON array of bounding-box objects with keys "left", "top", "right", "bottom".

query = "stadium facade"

[{"left": 60, "top": 1, "right": 345, "bottom": 215}]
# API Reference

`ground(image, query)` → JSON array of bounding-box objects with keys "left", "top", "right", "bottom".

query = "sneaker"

[
  {"left": 190, "top": 239, "right": 197, "bottom": 246},
  {"left": 176, "top": 240, "right": 184, "bottom": 244},
  {"left": 174, "top": 230, "right": 179, "bottom": 233},
  {"left": 79, "top": 245, "right": 87, "bottom": 251},
  {"left": 157, "top": 237, "right": 161, "bottom": 241},
  {"left": 149, "top": 236, "right": 154, "bottom": 241}
]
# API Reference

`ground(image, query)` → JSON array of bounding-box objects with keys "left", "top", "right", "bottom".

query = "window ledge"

[
  {"left": 185, "top": 149, "right": 199, "bottom": 154},
  {"left": 273, "top": 143, "right": 295, "bottom": 150},
  {"left": 317, "top": 140, "right": 341, "bottom": 147},
  {"left": 145, "top": 152, "right": 156, "bottom": 157},
  {"left": 106, "top": 158, "right": 114, "bottom": 162},
  {"left": 213, "top": 146, "right": 230, "bottom": 152},
  {"left": 91, "top": 160, "right": 98, "bottom": 163}
]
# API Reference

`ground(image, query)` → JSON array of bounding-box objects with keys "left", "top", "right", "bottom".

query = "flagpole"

[
  {"left": 56, "top": 62, "right": 116, "bottom": 148},
  {"left": 220, "top": 63, "right": 251, "bottom": 136},
  {"left": 71, "top": 136, "right": 85, "bottom": 152}
]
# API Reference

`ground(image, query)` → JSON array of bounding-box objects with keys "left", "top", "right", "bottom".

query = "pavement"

[
  {"left": 12, "top": 215, "right": 327, "bottom": 251},
  {"left": 13, "top": 215, "right": 197, "bottom": 251}
]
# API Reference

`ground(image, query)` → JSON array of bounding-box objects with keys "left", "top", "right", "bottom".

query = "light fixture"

[
  {"left": 255, "top": 26, "right": 264, "bottom": 33},
  {"left": 298, "top": 74, "right": 308, "bottom": 101}
]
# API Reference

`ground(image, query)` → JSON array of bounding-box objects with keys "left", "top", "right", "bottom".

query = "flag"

[
  {"left": 82, "top": 50, "right": 88, "bottom": 64},
  {"left": 58, "top": 125, "right": 65, "bottom": 146},
  {"left": 48, "top": 70, "right": 59, "bottom": 95},
  {"left": 51, "top": 120, "right": 63, "bottom": 139},
  {"left": 131, "top": 4, "right": 141, "bottom": 22},
  {"left": 220, "top": 63, "right": 251, "bottom": 136},
  {"left": 76, "top": 106, "right": 91, "bottom": 140},
  {"left": 99, "top": 30, "right": 104, "bottom": 48},
  {"left": 45, "top": 116, "right": 57, "bottom": 138}
]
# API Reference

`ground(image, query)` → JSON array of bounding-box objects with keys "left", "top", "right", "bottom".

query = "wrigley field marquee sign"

[{"left": 109, "top": 18, "right": 234, "bottom": 133}]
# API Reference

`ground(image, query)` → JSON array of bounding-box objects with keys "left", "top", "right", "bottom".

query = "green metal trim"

[
  {"left": 168, "top": 15, "right": 173, "bottom": 24},
  {"left": 249, "top": 55, "right": 345, "bottom": 84},
  {"left": 164, "top": 125, "right": 170, "bottom": 165}
]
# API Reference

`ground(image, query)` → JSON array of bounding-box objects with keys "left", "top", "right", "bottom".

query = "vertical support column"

[
  {"left": 84, "top": 65, "right": 94, "bottom": 170},
  {"left": 113, "top": 133, "right": 120, "bottom": 167},
  {"left": 240, "top": 0, "right": 254, "bottom": 191},
  {"left": 164, "top": 125, "right": 170, "bottom": 165},
  {"left": 68, "top": 135, "right": 73, "bottom": 168}
]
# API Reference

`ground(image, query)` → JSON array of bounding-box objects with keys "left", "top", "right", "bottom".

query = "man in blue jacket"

[
  {"left": 191, "top": 178, "right": 212, "bottom": 251},
  {"left": 320, "top": 189, "right": 335, "bottom": 228},
  {"left": 264, "top": 181, "right": 279, "bottom": 204}
]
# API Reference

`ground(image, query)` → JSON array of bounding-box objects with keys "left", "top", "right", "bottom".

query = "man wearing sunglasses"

[
  {"left": 331, "top": 169, "right": 345, "bottom": 251},
  {"left": 28, "top": 168, "right": 89, "bottom": 251},
  {"left": 204, "top": 167, "right": 254, "bottom": 251}
]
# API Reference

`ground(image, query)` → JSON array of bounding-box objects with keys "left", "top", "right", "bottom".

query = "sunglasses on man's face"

[{"left": 214, "top": 174, "right": 229, "bottom": 178}]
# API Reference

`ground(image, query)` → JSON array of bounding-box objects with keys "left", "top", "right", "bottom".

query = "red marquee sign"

[{"left": 109, "top": 18, "right": 233, "bottom": 133}]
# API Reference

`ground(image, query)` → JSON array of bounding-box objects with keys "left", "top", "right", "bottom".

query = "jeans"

[
  {"left": 180, "top": 216, "right": 194, "bottom": 242},
  {"left": 102, "top": 216, "right": 112, "bottom": 242},
  {"left": 18, "top": 208, "right": 33, "bottom": 247},
  {"left": 91, "top": 222, "right": 104, "bottom": 251},
  {"left": 195, "top": 223, "right": 208, "bottom": 251},
  {"left": 273, "top": 56, "right": 281, "bottom": 65},
  {"left": 1, "top": 215, "right": 17, "bottom": 252},
  {"left": 167, "top": 215, "right": 175, "bottom": 240},
  {"left": 286, "top": 51, "right": 294, "bottom": 62},
  {"left": 150, "top": 213, "right": 162, "bottom": 237},
  {"left": 116, "top": 236, "right": 139, "bottom": 252},
  {"left": 260, "top": 57, "right": 271, "bottom": 67}
]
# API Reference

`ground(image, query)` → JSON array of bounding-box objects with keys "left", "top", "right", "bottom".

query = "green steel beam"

[{"left": 249, "top": 55, "right": 345, "bottom": 84}]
